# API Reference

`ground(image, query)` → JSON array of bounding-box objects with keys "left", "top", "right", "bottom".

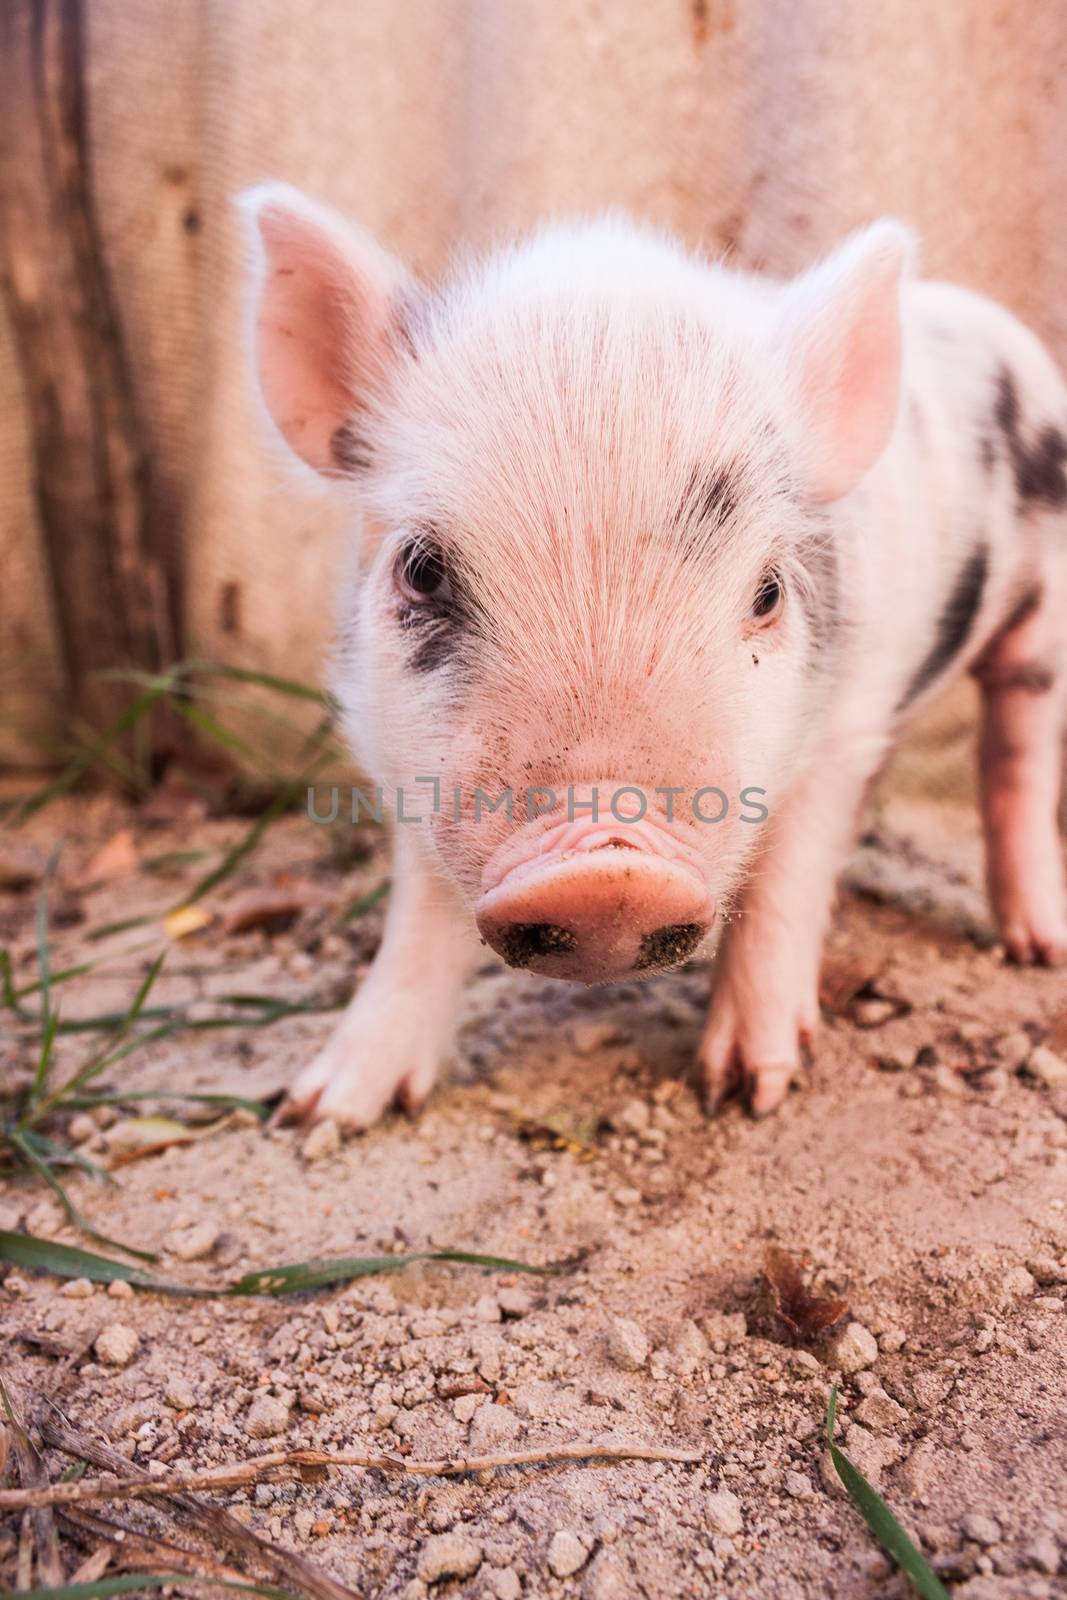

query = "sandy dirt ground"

[{"left": 1, "top": 752, "right": 1066, "bottom": 1599}]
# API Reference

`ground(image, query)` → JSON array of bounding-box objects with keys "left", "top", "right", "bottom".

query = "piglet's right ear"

[{"left": 238, "top": 183, "right": 414, "bottom": 476}]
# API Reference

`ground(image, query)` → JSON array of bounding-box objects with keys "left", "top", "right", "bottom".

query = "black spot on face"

[
  {"left": 393, "top": 529, "right": 476, "bottom": 675},
  {"left": 994, "top": 367, "right": 1067, "bottom": 509},
  {"left": 331, "top": 420, "right": 373, "bottom": 473},
  {"left": 696, "top": 468, "right": 738, "bottom": 526},
  {"left": 633, "top": 922, "right": 707, "bottom": 972},
  {"left": 498, "top": 923, "right": 578, "bottom": 968},
  {"left": 897, "top": 544, "right": 989, "bottom": 712}
]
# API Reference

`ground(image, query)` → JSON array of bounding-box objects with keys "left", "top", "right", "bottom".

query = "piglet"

[{"left": 240, "top": 185, "right": 1067, "bottom": 1126}]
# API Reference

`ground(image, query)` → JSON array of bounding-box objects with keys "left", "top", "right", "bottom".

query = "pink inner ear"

[
  {"left": 790, "top": 233, "right": 907, "bottom": 504},
  {"left": 249, "top": 197, "right": 405, "bottom": 476},
  {"left": 254, "top": 208, "right": 357, "bottom": 473}
]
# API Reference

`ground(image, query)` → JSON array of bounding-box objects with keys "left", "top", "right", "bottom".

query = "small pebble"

[
  {"left": 94, "top": 1323, "right": 139, "bottom": 1367},
  {"left": 68, "top": 1113, "right": 98, "bottom": 1143},
  {"left": 784, "top": 1470, "right": 814, "bottom": 1499},
  {"left": 1021, "top": 1534, "right": 1060, "bottom": 1574},
  {"left": 453, "top": 1393, "right": 482, "bottom": 1423},
  {"left": 488, "top": 1570, "right": 521, "bottom": 1600},
  {"left": 301, "top": 1118, "right": 341, "bottom": 1161},
  {"left": 705, "top": 1488, "right": 744, "bottom": 1536},
  {"left": 1024, "top": 1046, "right": 1067, "bottom": 1087},
  {"left": 548, "top": 1530, "right": 589, "bottom": 1578},
  {"left": 605, "top": 1315, "right": 648, "bottom": 1371},
  {"left": 961, "top": 1513, "right": 1001, "bottom": 1547},
  {"left": 171, "top": 1220, "right": 220, "bottom": 1262},
  {"left": 497, "top": 1286, "right": 533, "bottom": 1317},
  {"left": 416, "top": 1532, "right": 482, "bottom": 1584},
  {"left": 995, "top": 1030, "right": 1032, "bottom": 1067},
  {"left": 61, "top": 1277, "right": 95, "bottom": 1299},
  {"left": 828, "top": 1321, "right": 878, "bottom": 1373},
  {"left": 107, "top": 1279, "right": 134, "bottom": 1299},
  {"left": 164, "top": 1373, "right": 196, "bottom": 1410},
  {"left": 244, "top": 1393, "right": 290, "bottom": 1439},
  {"left": 854, "top": 1388, "right": 909, "bottom": 1431},
  {"left": 1002, "top": 1266, "right": 1036, "bottom": 1298}
]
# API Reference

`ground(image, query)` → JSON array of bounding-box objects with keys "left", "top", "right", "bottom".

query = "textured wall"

[{"left": 2, "top": 0, "right": 1066, "bottom": 764}]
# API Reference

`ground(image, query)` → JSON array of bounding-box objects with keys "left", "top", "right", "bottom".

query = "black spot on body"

[
  {"left": 633, "top": 922, "right": 707, "bottom": 972},
  {"left": 994, "top": 367, "right": 1067, "bottom": 509},
  {"left": 897, "top": 544, "right": 989, "bottom": 712}
]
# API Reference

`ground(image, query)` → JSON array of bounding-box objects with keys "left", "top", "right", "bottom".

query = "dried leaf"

[
  {"left": 83, "top": 831, "right": 139, "bottom": 885},
  {"left": 223, "top": 884, "right": 331, "bottom": 935},
  {"left": 763, "top": 1245, "right": 848, "bottom": 1340},
  {"left": 163, "top": 904, "right": 213, "bottom": 940},
  {"left": 106, "top": 1112, "right": 239, "bottom": 1165}
]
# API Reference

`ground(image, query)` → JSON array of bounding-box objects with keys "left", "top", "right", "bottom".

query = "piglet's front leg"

[
  {"left": 700, "top": 753, "right": 875, "bottom": 1117},
  {"left": 283, "top": 837, "right": 481, "bottom": 1130}
]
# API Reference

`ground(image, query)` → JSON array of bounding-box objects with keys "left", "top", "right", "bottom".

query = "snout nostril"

[
  {"left": 633, "top": 922, "right": 707, "bottom": 973},
  {"left": 498, "top": 922, "right": 579, "bottom": 969}
]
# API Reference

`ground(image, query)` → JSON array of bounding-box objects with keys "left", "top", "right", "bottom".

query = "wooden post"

[{"left": 0, "top": 0, "right": 177, "bottom": 741}]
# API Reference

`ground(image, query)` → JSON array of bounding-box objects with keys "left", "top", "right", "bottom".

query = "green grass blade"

[
  {"left": 31, "top": 953, "right": 168, "bottom": 1117},
  {"left": 17, "top": 1128, "right": 116, "bottom": 1185},
  {"left": 66, "top": 1089, "right": 272, "bottom": 1118},
  {"left": 0, "top": 1229, "right": 559, "bottom": 1299},
  {"left": 10, "top": 683, "right": 171, "bottom": 824},
  {"left": 226, "top": 1248, "right": 559, "bottom": 1296},
  {"left": 339, "top": 879, "right": 391, "bottom": 923},
  {"left": 2, "top": 1577, "right": 296, "bottom": 1599},
  {"left": 27, "top": 1008, "right": 60, "bottom": 1108},
  {"left": 825, "top": 1386, "right": 950, "bottom": 1600},
  {"left": 6, "top": 1136, "right": 159, "bottom": 1263},
  {"left": 35, "top": 844, "right": 61, "bottom": 1031}
]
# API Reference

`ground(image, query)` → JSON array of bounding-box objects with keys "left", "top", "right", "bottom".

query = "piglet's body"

[{"left": 242, "top": 188, "right": 1067, "bottom": 1126}]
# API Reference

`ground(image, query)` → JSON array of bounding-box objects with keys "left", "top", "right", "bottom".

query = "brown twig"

[
  {"left": 1, "top": 1437, "right": 702, "bottom": 1511},
  {"left": 40, "top": 1411, "right": 359, "bottom": 1600}
]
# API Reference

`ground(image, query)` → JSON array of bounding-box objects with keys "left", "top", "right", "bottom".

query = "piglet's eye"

[
  {"left": 395, "top": 539, "right": 452, "bottom": 605},
  {"left": 750, "top": 567, "right": 784, "bottom": 624}
]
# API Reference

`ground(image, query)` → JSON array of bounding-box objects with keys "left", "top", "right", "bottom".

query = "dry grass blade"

[
  {"left": 2, "top": 1437, "right": 702, "bottom": 1512},
  {"left": 0, "top": 1375, "right": 64, "bottom": 1585},
  {"left": 59, "top": 1503, "right": 266, "bottom": 1588},
  {"left": 40, "top": 1412, "right": 360, "bottom": 1600}
]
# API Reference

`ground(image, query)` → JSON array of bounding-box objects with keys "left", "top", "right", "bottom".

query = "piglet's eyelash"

[
  {"left": 394, "top": 539, "right": 453, "bottom": 605},
  {"left": 750, "top": 567, "right": 785, "bottom": 622}
]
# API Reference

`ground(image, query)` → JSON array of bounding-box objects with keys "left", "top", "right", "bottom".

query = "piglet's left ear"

[{"left": 776, "top": 220, "right": 917, "bottom": 504}]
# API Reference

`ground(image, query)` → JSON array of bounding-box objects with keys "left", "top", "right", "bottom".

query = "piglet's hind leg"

[{"left": 975, "top": 587, "right": 1067, "bottom": 966}]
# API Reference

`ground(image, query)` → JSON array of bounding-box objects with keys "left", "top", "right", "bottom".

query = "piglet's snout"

[{"left": 475, "top": 822, "right": 714, "bottom": 983}]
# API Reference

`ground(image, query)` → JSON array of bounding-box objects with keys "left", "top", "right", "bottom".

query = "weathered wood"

[{"left": 0, "top": 0, "right": 176, "bottom": 739}]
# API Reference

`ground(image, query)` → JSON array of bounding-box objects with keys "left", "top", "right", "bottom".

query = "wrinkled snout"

[{"left": 475, "top": 815, "right": 714, "bottom": 983}]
